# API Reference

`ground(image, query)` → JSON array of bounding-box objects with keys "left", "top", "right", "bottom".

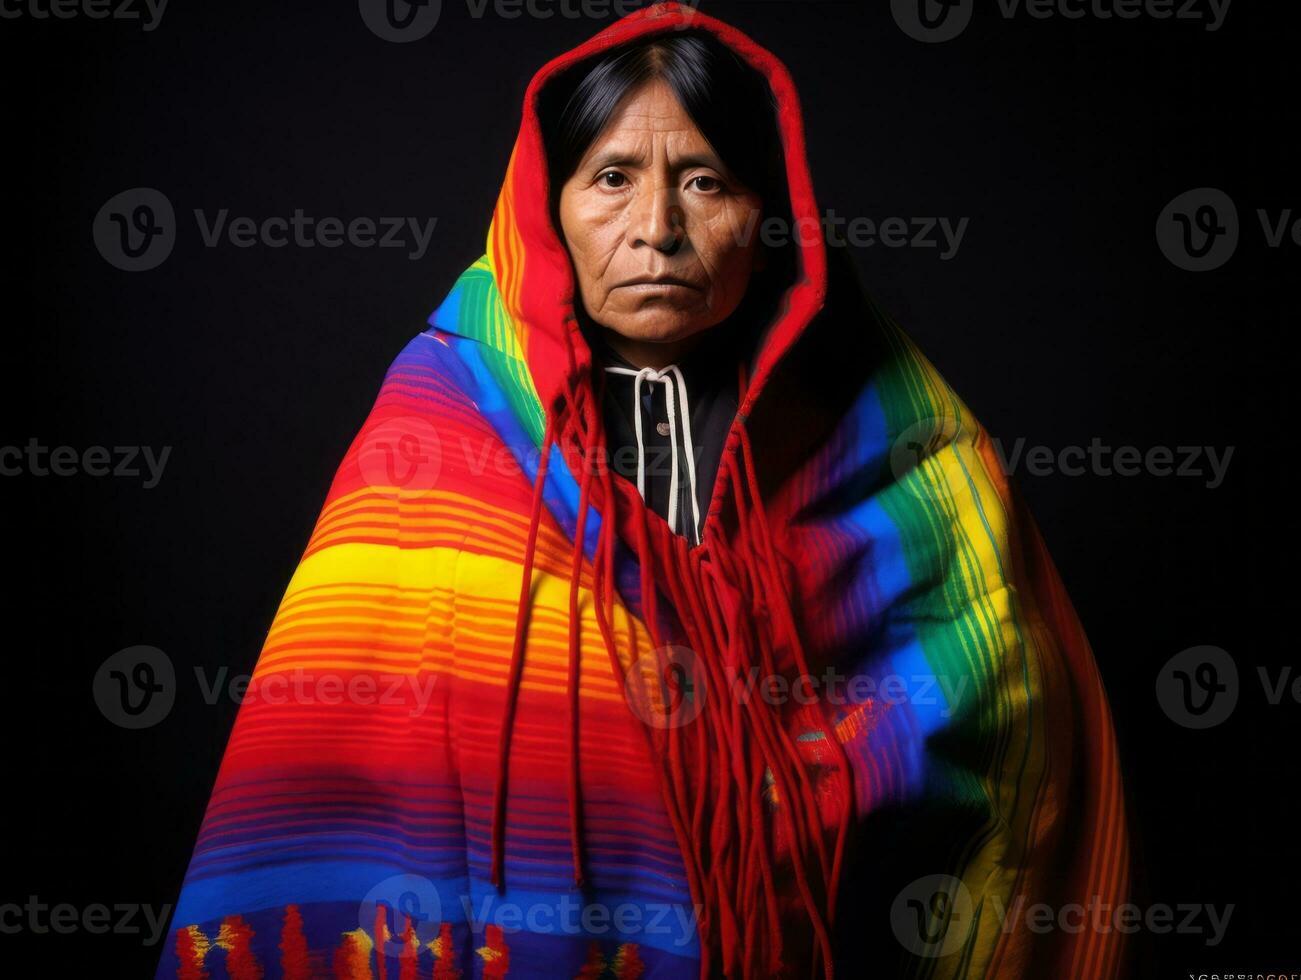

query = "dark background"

[{"left": 2, "top": 0, "right": 1292, "bottom": 974}]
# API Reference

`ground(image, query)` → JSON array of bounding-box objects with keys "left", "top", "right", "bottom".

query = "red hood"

[{"left": 484, "top": 0, "right": 827, "bottom": 431}]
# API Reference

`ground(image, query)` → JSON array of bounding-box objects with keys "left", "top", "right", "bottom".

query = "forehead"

[{"left": 587, "top": 79, "right": 712, "bottom": 149}]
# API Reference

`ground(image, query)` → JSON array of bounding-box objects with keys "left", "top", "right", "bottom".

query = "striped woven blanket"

[{"left": 157, "top": 3, "right": 1129, "bottom": 978}]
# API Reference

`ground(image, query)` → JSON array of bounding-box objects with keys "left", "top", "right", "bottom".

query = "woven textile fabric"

[{"left": 157, "top": 4, "right": 1129, "bottom": 978}]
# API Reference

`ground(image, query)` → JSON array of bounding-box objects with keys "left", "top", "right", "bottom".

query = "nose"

[{"left": 628, "top": 180, "right": 685, "bottom": 255}]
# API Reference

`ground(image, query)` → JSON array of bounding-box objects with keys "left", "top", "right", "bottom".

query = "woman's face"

[{"left": 558, "top": 78, "right": 764, "bottom": 350}]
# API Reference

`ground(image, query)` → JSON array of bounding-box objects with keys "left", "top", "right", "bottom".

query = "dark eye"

[
  {"left": 690, "top": 175, "right": 722, "bottom": 193},
  {"left": 599, "top": 171, "right": 627, "bottom": 188}
]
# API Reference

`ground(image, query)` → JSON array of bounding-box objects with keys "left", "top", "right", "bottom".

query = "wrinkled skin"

[{"left": 558, "top": 78, "right": 765, "bottom": 369}]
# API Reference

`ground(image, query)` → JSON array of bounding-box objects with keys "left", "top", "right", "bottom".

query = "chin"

[{"left": 610, "top": 311, "right": 716, "bottom": 344}]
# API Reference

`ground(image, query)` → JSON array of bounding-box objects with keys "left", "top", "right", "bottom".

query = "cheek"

[
  {"left": 565, "top": 208, "right": 624, "bottom": 289},
  {"left": 696, "top": 203, "right": 761, "bottom": 289}
]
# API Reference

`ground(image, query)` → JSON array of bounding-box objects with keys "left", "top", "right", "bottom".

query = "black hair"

[{"left": 538, "top": 28, "right": 798, "bottom": 323}]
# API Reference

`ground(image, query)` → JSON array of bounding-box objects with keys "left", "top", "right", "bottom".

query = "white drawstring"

[{"left": 602, "top": 363, "right": 702, "bottom": 544}]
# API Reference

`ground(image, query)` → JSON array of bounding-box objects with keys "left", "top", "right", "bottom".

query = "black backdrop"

[{"left": 2, "top": 0, "right": 1293, "bottom": 975}]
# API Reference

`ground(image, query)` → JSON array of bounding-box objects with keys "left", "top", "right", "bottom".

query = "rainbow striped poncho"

[{"left": 157, "top": 4, "right": 1130, "bottom": 978}]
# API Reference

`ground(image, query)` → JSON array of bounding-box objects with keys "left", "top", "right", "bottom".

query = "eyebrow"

[{"left": 584, "top": 150, "right": 726, "bottom": 174}]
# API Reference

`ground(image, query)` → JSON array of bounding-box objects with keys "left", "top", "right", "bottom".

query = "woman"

[{"left": 158, "top": 4, "right": 1130, "bottom": 978}]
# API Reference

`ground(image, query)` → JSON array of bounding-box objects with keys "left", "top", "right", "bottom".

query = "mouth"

[{"left": 615, "top": 275, "right": 704, "bottom": 291}]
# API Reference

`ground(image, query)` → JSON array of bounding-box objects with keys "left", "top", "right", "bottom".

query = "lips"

[{"left": 615, "top": 275, "right": 703, "bottom": 290}]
